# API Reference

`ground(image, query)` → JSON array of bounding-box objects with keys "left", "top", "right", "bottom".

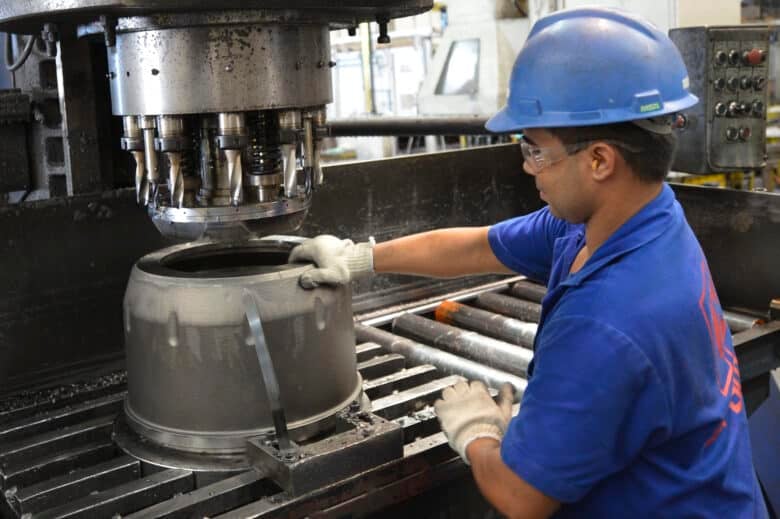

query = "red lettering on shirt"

[
  {"left": 697, "top": 261, "right": 744, "bottom": 446},
  {"left": 704, "top": 419, "right": 728, "bottom": 448}
]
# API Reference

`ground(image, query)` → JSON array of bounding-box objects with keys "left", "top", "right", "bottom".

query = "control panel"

[{"left": 670, "top": 26, "right": 769, "bottom": 174}]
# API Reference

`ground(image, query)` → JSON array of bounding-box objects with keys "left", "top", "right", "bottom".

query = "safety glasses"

[{"left": 520, "top": 138, "right": 644, "bottom": 175}]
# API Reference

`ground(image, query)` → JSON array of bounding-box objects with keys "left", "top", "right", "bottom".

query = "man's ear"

[{"left": 588, "top": 143, "right": 618, "bottom": 182}]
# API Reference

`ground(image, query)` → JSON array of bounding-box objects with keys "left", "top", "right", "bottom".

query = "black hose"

[{"left": 5, "top": 33, "right": 36, "bottom": 72}]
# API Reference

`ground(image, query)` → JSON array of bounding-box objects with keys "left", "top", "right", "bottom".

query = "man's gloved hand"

[
  {"left": 434, "top": 380, "right": 514, "bottom": 465},
  {"left": 289, "top": 235, "right": 375, "bottom": 289}
]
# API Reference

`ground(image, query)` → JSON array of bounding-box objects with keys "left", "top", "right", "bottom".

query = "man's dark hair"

[{"left": 547, "top": 122, "right": 678, "bottom": 183}]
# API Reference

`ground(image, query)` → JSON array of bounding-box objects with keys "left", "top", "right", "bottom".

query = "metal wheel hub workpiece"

[{"left": 119, "top": 239, "right": 362, "bottom": 470}]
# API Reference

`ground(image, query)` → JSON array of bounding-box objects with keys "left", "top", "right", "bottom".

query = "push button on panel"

[{"left": 742, "top": 48, "right": 765, "bottom": 66}]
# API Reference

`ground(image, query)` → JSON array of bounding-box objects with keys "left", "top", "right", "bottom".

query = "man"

[{"left": 290, "top": 7, "right": 767, "bottom": 518}]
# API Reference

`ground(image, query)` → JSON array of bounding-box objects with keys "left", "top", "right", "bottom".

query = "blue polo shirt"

[{"left": 488, "top": 184, "right": 766, "bottom": 517}]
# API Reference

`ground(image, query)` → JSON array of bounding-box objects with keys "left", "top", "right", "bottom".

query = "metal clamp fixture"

[{"left": 243, "top": 291, "right": 293, "bottom": 454}]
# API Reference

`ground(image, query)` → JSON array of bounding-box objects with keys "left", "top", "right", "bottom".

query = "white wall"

[{"left": 677, "top": 0, "right": 741, "bottom": 27}]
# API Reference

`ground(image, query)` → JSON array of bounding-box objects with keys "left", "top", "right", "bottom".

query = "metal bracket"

[
  {"left": 246, "top": 406, "right": 403, "bottom": 496},
  {"left": 243, "top": 291, "right": 293, "bottom": 453}
]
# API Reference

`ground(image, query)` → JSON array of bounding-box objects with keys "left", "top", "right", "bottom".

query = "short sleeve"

[
  {"left": 488, "top": 207, "right": 574, "bottom": 283},
  {"left": 500, "top": 316, "right": 671, "bottom": 502}
]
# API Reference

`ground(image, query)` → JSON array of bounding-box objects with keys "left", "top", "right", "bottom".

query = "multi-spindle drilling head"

[
  {"left": 108, "top": 13, "right": 336, "bottom": 240},
  {"left": 0, "top": 1, "right": 432, "bottom": 240}
]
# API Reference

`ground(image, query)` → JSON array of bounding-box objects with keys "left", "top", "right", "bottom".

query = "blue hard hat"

[{"left": 486, "top": 7, "right": 699, "bottom": 132}]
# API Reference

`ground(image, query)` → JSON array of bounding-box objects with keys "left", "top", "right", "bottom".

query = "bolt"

[
  {"left": 224, "top": 64, "right": 233, "bottom": 72},
  {"left": 377, "top": 18, "right": 391, "bottom": 44}
]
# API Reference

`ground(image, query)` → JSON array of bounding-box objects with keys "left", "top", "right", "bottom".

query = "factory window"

[{"left": 435, "top": 38, "right": 480, "bottom": 96}]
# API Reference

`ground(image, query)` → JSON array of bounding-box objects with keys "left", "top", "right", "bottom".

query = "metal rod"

[
  {"left": 326, "top": 117, "right": 504, "bottom": 136},
  {"left": 392, "top": 314, "right": 532, "bottom": 376},
  {"left": 355, "top": 324, "right": 527, "bottom": 397},
  {"left": 435, "top": 300, "right": 537, "bottom": 348},
  {"left": 509, "top": 280, "right": 548, "bottom": 304},
  {"left": 243, "top": 292, "right": 292, "bottom": 453},
  {"left": 474, "top": 292, "right": 542, "bottom": 323},
  {"left": 724, "top": 310, "right": 764, "bottom": 333}
]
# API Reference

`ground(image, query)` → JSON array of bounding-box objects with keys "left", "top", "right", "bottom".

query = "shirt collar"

[{"left": 560, "top": 183, "right": 676, "bottom": 288}]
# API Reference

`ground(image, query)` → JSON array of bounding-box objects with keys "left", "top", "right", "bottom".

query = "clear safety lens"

[
  {"left": 520, "top": 139, "right": 643, "bottom": 174},
  {"left": 520, "top": 140, "right": 575, "bottom": 174}
]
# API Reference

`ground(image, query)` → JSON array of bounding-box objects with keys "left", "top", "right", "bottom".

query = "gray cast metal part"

[{"left": 122, "top": 239, "right": 362, "bottom": 458}]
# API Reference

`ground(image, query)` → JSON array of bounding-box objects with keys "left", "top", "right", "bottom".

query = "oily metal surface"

[
  {"left": 108, "top": 23, "right": 332, "bottom": 115},
  {"left": 122, "top": 239, "right": 362, "bottom": 454},
  {"left": 0, "top": 1, "right": 433, "bottom": 32}
]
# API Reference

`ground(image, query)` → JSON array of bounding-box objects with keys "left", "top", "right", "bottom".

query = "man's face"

[{"left": 520, "top": 128, "right": 595, "bottom": 224}]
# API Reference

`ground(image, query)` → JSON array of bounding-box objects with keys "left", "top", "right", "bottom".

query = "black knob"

[
  {"left": 727, "top": 101, "right": 740, "bottom": 116},
  {"left": 752, "top": 100, "right": 765, "bottom": 116},
  {"left": 738, "top": 127, "right": 752, "bottom": 140},
  {"left": 715, "top": 102, "right": 728, "bottom": 116},
  {"left": 740, "top": 76, "right": 753, "bottom": 90},
  {"left": 715, "top": 51, "right": 728, "bottom": 65},
  {"left": 713, "top": 77, "right": 726, "bottom": 91},
  {"left": 754, "top": 76, "right": 766, "bottom": 91},
  {"left": 725, "top": 127, "right": 739, "bottom": 141},
  {"left": 728, "top": 50, "right": 741, "bottom": 65},
  {"left": 739, "top": 102, "right": 751, "bottom": 114},
  {"left": 727, "top": 77, "right": 739, "bottom": 92},
  {"left": 377, "top": 19, "right": 390, "bottom": 44}
]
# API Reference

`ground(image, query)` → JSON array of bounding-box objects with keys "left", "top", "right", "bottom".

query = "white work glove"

[
  {"left": 434, "top": 381, "right": 514, "bottom": 465},
  {"left": 289, "top": 234, "right": 375, "bottom": 289}
]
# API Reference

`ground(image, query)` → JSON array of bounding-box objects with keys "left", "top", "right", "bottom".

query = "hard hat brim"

[{"left": 485, "top": 93, "right": 699, "bottom": 133}]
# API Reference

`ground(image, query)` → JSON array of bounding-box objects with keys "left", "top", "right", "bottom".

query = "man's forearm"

[
  {"left": 373, "top": 227, "right": 512, "bottom": 278},
  {"left": 467, "top": 438, "right": 560, "bottom": 519}
]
